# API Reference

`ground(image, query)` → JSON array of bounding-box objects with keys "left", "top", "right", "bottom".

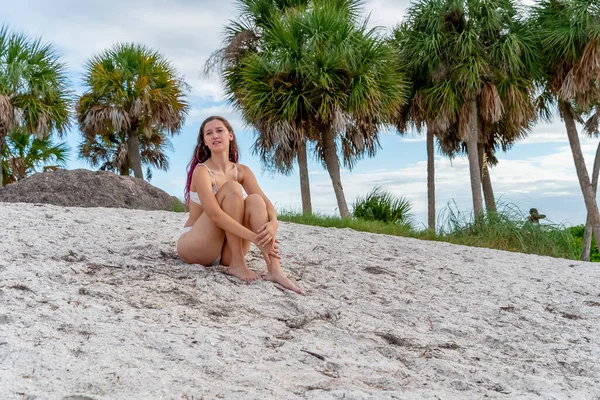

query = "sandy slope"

[{"left": 0, "top": 203, "right": 599, "bottom": 399}]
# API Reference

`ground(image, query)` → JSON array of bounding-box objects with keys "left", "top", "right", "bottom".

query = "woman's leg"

[
  {"left": 177, "top": 213, "right": 225, "bottom": 266},
  {"left": 229, "top": 194, "right": 302, "bottom": 293},
  {"left": 176, "top": 181, "right": 259, "bottom": 282},
  {"left": 216, "top": 181, "right": 259, "bottom": 282}
]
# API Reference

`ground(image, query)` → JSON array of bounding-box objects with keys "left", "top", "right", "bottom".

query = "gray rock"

[{"left": 0, "top": 169, "right": 182, "bottom": 211}]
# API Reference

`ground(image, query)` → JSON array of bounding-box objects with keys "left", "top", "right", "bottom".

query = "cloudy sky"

[{"left": 5, "top": 0, "right": 595, "bottom": 228}]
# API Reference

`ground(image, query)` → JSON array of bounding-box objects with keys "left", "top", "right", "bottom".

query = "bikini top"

[{"left": 189, "top": 163, "right": 239, "bottom": 205}]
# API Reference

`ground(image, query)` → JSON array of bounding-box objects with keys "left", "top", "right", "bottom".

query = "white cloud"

[
  {"left": 189, "top": 103, "right": 235, "bottom": 122},
  {"left": 367, "top": 0, "right": 412, "bottom": 30},
  {"left": 397, "top": 135, "right": 426, "bottom": 143},
  {"left": 520, "top": 122, "right": 570, "bottom": 144},
  {"left": 186, "top": 103, "right": 249, "bottom": 136}
]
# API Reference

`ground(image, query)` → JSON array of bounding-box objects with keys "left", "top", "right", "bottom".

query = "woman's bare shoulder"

[
  {"left": 236, "top": 163, "right": 250, "bottom": 171},
  {"left": 192, "top": 163, "right": 210, "bottom": 181},
  {"left": 236, "top": 163, "right": 254, "bottom": 178}
]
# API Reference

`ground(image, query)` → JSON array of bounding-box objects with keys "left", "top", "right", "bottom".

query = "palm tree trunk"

[
  {"left": 478, "top": 142, "right": 496, "bottom": 212},
  {"left": 426, "top": 125, "right": 435, "bottom": 231},
  {"left": 321, "top": 127, "right": 350, "bottom": 218},
  {"left": 581, "top": 140, "right": 600, "bottom": 261},
  {"left": 0, "top": 126, "right": 6, "bottom": 188},
  {"left": 297, "top": 140, "right": 312, "bottom": 215},
  {"left": 467, "top": 99, "right": 484, "bottom": 217},
  {"left": 127, "top": 130, "right": 144, "bottom": 179},
  {"left": 559, "top": 100, "right": 600, "bottom": 255}
]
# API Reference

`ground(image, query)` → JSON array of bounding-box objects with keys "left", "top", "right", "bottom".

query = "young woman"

[{"left": 176, "top": 116, "right": 302, "bottom": 294}]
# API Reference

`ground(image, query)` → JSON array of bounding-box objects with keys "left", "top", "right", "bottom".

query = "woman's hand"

[
  {"left": 256, "top": 220, "right": 278, "bottom": 247},
  {"left": 269, "top": 238, "right": 280, "bottom": 259},
  {"left": 256, "top": 238, "right": 280, "bottom": 266}
]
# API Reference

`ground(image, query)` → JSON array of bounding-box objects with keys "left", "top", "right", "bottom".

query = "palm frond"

[
  {"left": 77, "top": 43, "right": 189, "bottom": 178},
  {"left": 0, "top": 25, "right": 72, "bottom": 139}
]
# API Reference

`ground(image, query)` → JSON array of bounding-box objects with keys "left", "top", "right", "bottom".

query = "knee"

[
  {"left": 244, "top": 194, "right": 266, "bottom": 210},
  {"left": 220, "top": 180, "right": 244, "bottom": 198}
]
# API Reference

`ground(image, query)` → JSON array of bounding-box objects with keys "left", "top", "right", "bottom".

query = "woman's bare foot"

[
  {"left": 225, "top": 263, "right": 260, "bottom": 283},
  {"left": 265, "top": 271, "right": 303, "bottom": 294}
]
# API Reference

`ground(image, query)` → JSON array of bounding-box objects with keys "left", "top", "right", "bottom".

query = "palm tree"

[
  {"left": 396, "top": 0, "right": 486, "bottom": 217},
  {"left": 580, "top": 104, "right": 600, "bottom": 260},
  {"left": 533, "top": 0, "right": 600, "bottom": 255},
  {"left": 227, "top": 0, "right": 406, "bottom": 217},
  {"left": 391, "top": 66, "right": 438, "bottom": 231},
  {"left": 392, "top": 21, "right": 438, "bottom": 231},
  {"left": 394, "top": 0, "right": 540, "bottom": 219},
  {"left": 438, "top": 100, "right": 538, "bottom": 213},
  {"left": 205, "top": 0, "right": 315, "bottom": 214},
  {"left": 77, "top": 43, "right": 188, "bottom": 180},
  {"left": 0, "top": 26, "right": 71, "bottom": 188},
  {"left": 1, "top": 127, "right": 70, "bottom": 185},
  {"left": 78, "top": 129, "right": 171, "bottom": 180}
]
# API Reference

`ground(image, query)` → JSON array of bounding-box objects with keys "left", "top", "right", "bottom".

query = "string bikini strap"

[
  {"left": 199, "top": 163, "right": 217, "bottom": 182},
  {"left": 198, "top": 163, "right": 215, "bottom": 178}
]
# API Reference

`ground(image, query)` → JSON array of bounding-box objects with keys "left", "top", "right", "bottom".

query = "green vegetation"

[
  {"left": 215, "top": 0, "right": 405, "bottom": 218},
  {"left": 436, "top": 202, "right": 577, "bottom": 260},
  {"left": 279, "top": 201, "right": 581, "bottom": 261},
  {"left": 171, "top": 199, "right": 186, "bottom": 213},
  {"left": 0, "top": 26, "right": 72, "bottom": 188},
  {"left": 278, "top": 210, "right": 414, "bottom": 237},
  {"left": 567, "top": 225, "right": 599, "bottom": 262},
  {"left": 353, "top": 187, "right": 413, "bottom": 226},
  {"left": 1, "top": 128, "right": 70, "bottom": 185},
  {"left": 393, "top": 0, "right": 540, "bottom": 221},
  {"left": 77, "top": 43, "right": 189, "bottom": 181}
]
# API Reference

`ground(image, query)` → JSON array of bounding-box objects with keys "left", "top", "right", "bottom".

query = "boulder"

[{"left": 0, "top": 169, "right": 182, "bottom": 211}]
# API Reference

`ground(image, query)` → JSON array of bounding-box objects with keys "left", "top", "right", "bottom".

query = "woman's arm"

[
  {"left": 193, "top": 166, "right": 258, "bottom": 243},
  {"left": 239, "top": 164, "right": 279, "bottom": 246}
]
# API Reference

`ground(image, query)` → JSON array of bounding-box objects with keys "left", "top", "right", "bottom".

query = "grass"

[
  {"left": 278, "top": 201, "right": 580, "bottom": 261},
  {"left": 172, "top": 199, "right": 186, "bottom": 213},
  {"left": 435, "top": 201, "right": 577, "bottom": 260},
  {"left": 278, "top": 211, "right": 415, "bottom": 237}
]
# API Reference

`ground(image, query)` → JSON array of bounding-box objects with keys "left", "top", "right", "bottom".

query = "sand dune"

[{"left": 1, "top": 202, "right": 599, "bottom": 399}]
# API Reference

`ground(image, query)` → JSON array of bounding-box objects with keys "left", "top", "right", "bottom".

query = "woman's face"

[{"left": 203, "top": 119, "right": 233, "bottom": 153}]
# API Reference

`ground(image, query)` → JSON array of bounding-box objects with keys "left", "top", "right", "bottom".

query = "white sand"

[{"left": 0, "top": 202, "right": 599, "bottom": 399}]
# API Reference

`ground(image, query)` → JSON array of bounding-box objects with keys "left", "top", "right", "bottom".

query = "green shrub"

[
  {"left": 352, "top": 187, "right": 413, "bottom": 226},
  {"left": 567, "top": 224, "right": 600, "bottom": 262},
  {"left": 171, "top": 199, "right": 186, "bottom": 212}
]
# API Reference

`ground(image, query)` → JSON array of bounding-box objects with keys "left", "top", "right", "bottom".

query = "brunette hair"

[{"left": 184, "top": 116, "right": 239, "bottom": 205}]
